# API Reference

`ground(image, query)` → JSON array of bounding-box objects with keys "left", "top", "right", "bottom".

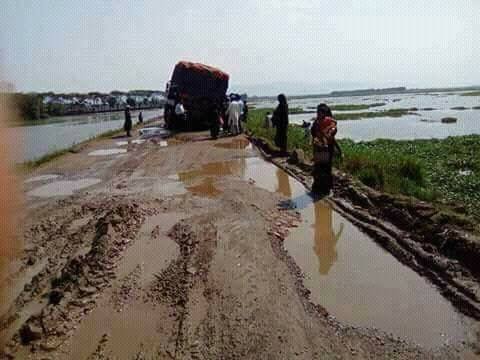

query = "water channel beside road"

[{"left": 10, "top": 109, "right": 162, "bottom": 162}]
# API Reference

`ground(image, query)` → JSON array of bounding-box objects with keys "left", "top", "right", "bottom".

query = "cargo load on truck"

[{"left": 164, "top": 61, "right": 229, "bottom": 130}]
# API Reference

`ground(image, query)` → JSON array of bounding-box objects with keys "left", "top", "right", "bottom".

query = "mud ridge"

[
  {"left": 148, "top": 219, "right": 217, "bottom": 359},
  {"left": 1, "top": 199, "right": 157, "bottom": 357}
]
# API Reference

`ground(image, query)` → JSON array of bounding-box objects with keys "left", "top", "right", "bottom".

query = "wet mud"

[
  {"left": 2, "top": 130, "right": 479, "bottom": 359},
  {"left": 27, "top": 178, "right": 101, "bottom": 197}
]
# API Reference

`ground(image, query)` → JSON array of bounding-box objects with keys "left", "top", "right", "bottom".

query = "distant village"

[
  {"left": 40, "top": 90, "right": 166, "bottom": 112},
  {"left": 7, "top": 89, "right": 167, "bottom": 121}
]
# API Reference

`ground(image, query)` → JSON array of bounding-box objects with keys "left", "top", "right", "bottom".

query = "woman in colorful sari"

[{"left": 310, "top": 104, "right": 342, "bottom": 195}]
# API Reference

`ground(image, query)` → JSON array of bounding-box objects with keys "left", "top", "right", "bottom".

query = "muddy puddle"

[
  {"left": 62, "top": 212, "right": 182, "bottom": 359},
  {"left": 214, "top": 138, "right": 253, "bottom": 150},
  {"left": 27, "top": 178, "right": 101, "bottom": 197},
  {"left": 175, "top": 156, "right": 299, "bottom": 198},
  {"left": 88, "top": 149, "right": 127, "bottom": 156},
  {"left": 194, "top": 148, "right": 474, "bottom": 348},
  {"left": 24, "top": 174, "right": 61, "bottom": 183},
  {"left": 264, "top": 171, "right": 473, "bottom": 348},
  {"left": 116, "top": 212, "right": 182, "bottom": 279},
  {"left": 65, "top": 302, "right": 167, "bottom": 359}
]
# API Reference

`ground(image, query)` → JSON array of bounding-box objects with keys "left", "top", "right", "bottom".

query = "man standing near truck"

[
  {"left": 226, "top": 97, "right": 241, "bottom": 135},
  {"left": 175, "top": 100, "right": 186, "bottom": 125}
]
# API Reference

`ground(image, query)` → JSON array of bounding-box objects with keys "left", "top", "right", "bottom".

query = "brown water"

[
  {"left": 214, "top": 138, "right": 252, "bottom": 150},
  {"left": 65, "top": 212, "right": 182, "bottom": 359},
  {"left": 175, "top": 157, "right": 300, "bottom": 199},
  {"left": 178, "top": 153, "right": 473, "bottom": 348},
  {"left": 274, "top": 176, "right": 473, "bottom": 348}
]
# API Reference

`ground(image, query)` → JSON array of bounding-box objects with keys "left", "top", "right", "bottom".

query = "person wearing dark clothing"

[
  {"left": 209, "top": 102, "right": 220, "bottom": 140},
  {"left": 272, "top": 94, "right": 289, "bottom": 153},
  {"left": 311, "top": 104, "right": 342, "bottom": 195},
  {"left": 138, "top": 111, "right": 143, "bottom": 124},
  {"left": 221, "top": 97, "right": 229, "bottom": 133},
  {"left": 243, "top": 100, "right": 249, "bottom": 123},
  {"left": 124, "top": 106, "right": 132, "bottom": 137}
]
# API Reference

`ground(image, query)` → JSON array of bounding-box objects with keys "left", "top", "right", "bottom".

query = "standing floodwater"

[
  {"left": 278, "top": 174, "right": 473, "bottom": 348},
  {"left": 9, "top": 109, "right": 161, "bottom": 162}
]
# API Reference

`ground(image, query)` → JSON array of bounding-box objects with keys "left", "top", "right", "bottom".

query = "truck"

[{"left": 164, "top": 61, "right": 229, "bottom": 130}]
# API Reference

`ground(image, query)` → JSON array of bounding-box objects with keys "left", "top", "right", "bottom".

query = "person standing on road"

[
  {"left": 272, "top": 94, "right": 289, "bottom": 153},
  {"left": 311, "top": 103, "right": 342, "bottom": 195},
  {"left": 226, "top": 97, "right": 241, "bottom": 135},
  {"left": 124, "top": 105, "right": 132, "bottom": 137},
  {"left": 238, "top": 97, "right": 245, "bottom": 133},
  {"left": 138, "top": 111, "right": 143, "bottom": 124},
  {"left": 175, "top": 100, "right": 186, "bottom": 125},
  {"left": 209, "top": 102, "right": 221, "bottom": 140},
  {"left": 222, "top": 96, "right": 230, "bottom": 133}
]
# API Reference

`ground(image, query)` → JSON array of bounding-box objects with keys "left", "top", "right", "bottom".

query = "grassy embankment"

[{"left": 246, "top": 108, "right": 480, "bottom": 222}]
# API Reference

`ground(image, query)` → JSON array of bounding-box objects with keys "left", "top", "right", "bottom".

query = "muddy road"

[{"left": 1, "top": 125, "right": 479, "bottom": 359}]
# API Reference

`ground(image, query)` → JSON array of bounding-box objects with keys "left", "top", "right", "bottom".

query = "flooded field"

[
  {"left": 255, "top": 92, "right": 480, "bottom": 141},
  {"left": 9, "top": 109, "right": 162, "bottom": 162}
]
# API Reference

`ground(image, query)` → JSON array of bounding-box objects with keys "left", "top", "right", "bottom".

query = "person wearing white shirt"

[
  {"left": 175, "top": 101, "right": 186, "bottom": 124},
  {"left": 226, "top": 99, "right": 241, "bottom": 135}
]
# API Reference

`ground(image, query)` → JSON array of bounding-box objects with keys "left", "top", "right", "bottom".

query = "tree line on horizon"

[{"left": 4, "top": 90, "right": 166, "bottom": 122}]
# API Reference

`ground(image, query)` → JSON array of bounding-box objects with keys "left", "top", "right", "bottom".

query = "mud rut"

[{"left": 1, "top": 133, "right": 478, "bottom": 359}]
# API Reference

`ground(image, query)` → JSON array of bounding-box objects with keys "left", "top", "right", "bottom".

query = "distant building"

[{"left": 42, "top": 96, "right": 54, "bottom": 105}]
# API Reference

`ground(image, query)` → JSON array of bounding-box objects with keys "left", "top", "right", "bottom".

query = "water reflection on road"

[{"left": 313, "top": 201, "right": 344, "bottom": 275}]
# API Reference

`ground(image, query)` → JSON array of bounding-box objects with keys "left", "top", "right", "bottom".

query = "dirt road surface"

[{"left": 1, "top": 124, "right": 479, "bottom": 359}]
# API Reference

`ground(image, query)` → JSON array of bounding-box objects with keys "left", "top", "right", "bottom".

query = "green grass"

[
  {"left": 247, "top": 108, "right": 480, "bottom": 221},
  {"left": 337, "top": 137, "right": 480, "bottom": 219},
  {"left": 461, "top": 91, "right": 480, "bottom": 96},
  {"left": 20, "top": 148, "right": 73, "bottom": 170}
]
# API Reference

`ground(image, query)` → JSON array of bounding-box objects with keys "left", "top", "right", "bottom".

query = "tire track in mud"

[
  {"left": 148, "top": 218, "right": 217, "bottom": 359},
  {"left": 0, "top": 197, "right": 158, "bottom": 358}
]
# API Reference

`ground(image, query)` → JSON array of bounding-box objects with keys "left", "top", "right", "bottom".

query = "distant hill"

[{"left": 248, "top": 85, "right": 480, "bottom": 100}]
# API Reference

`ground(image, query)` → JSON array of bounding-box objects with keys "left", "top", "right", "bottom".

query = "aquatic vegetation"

[
  {"left": 334, "top": 108, "right": 411, "bottom": 121},
  {"left": 330, "top": 103, "right": 385, "bottom": 111},
  {"left": 266, "top": 106, "right": 410, "bottom": 120},
  {"left": 441, "top": 117, "right": 457, "bottom": 123},
  {"left": 288, "top": 107, "right": 314, "bottom": 114},
  {"left": 337, "top": 136, "right": 480, "bottom": 220},
  {"left": 247, "top": 108, "right": 480, "bottom": 220}
]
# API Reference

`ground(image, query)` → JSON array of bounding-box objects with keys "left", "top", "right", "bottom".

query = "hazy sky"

[{"left": 1, "top": 0, "right": 478, "bottom": 95}]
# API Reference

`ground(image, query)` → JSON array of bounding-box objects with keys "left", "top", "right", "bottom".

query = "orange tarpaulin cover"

[
  {"left": 171, "top": 61, "right": 229, "bottom": 99},
  {"left": 176, "top": 61, "right": 229, "bottom": 81}
]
